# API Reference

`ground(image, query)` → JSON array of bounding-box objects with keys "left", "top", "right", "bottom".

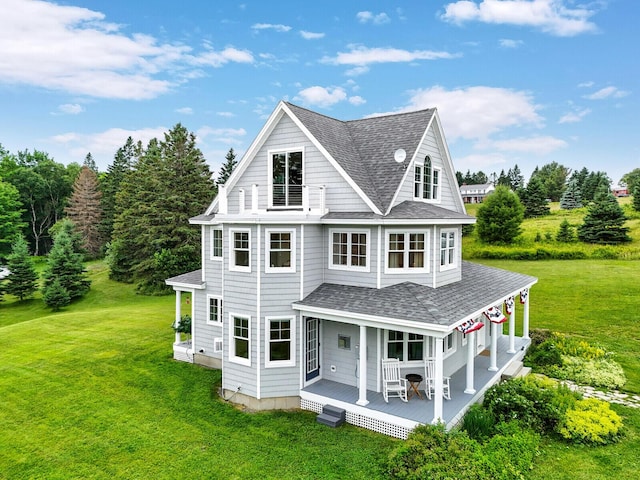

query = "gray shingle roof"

[
  {"left": 165, "top": 269, "right": 204, "bottom": 288},
  {"left": 285, "top": 102, "right": 434, "bottom": 214},
  {"left": 321, "top": 201, "right": 475, "bottom": 222},
  {"left": 293, "top": 261, "right": 536, "bottom": 328}
]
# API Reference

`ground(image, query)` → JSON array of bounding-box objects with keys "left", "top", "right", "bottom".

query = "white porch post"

[
  {"left": 464, "top": 331, "right": 476, "bottom": 394},
  {"left": 523, "top": 296, "right": 530, "bottom": 340},
  {"left": 489, "top": 321, "right": 499, "bottom": 371},
  {"left": 356, "top": 325, "right": 369, "bottom": 406},
  {"left": 507, "top": 305, "right": 516, "bottom": 354},
  {"left": 432, "top": 337, "right": 444, "bottom": 424},
  {"left": 174, "top": 291, "right": 181, "bottom": 344}
]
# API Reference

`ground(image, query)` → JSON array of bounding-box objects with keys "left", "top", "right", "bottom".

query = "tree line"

[{"left": 0, "top": 125, "right": 238, "bottom": 308}]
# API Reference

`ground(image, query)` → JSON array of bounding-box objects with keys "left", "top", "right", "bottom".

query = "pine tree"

[
  {"left": 560, "top": 178, "right": 583, "bottom": 210},
  {"left": 633, "top": 185, "right": 640, "bottom": 212},
  {"left": 42, "top": 228, "right": 91, "bottom": 302},
  {"left": 508, "top": 164, "right": 525, "bottom": 191},
  {"left": 83, "top": 152, "right": 98, "bottom": 173},
  {"left": 578, "top": 191, "right": 631, "bottom": 244},
  {"left": 0, "top": 179, "right": 25, "bottom": 257},
  {"left": 65, "top": 166, "right": 103, "bottom": 258},
  {"left": 216, "top": 148, "right": 237, "bottom": 186},
  {"left": 476, "top": 186, "right": 524, "bottom": 244},
  {"left": 43, "top": 278, "right": 70, "bottom": 311},
  {"left": 556, "top": 219, "right": 576, "bottom": 243},
  {"left": 4, "top": 235, "right": 38, "bottom": 300},
  {"left": 521, "top": 176, "right": 550, "bottom": 218}
]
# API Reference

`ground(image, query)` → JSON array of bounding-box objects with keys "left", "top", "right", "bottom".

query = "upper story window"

[
  {"left": 329, "top": 229, "right": 369, "bottom": 272},
  {"left": 230, "top": 228, "right": 251, "bottom": 272},
  {"left": 440, "top": 229, "right": 457, "bottom": 271},
  {"left": 414, "top": 156, "right": 441, "bottom": 201},
  {"left": 270, "top": 150, "right": 303, "bottom": 208},
  {"left": 210, "top": 227, "right": 222, "bottom": 260},
  {"left": 266, "top": 228, "right": 296, "bottom": 273},
  {"left": 386, "top": 230, "right": 429, "bottom": 273}
]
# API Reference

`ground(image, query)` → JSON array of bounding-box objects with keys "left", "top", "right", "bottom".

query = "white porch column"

[
  {"left": 432, "top": 337, "right": 444, "bottom": 424},
  {"left": 507, "top": 305, "right": 516, "bottom": 354},
  {"left": 489, "top": 322, "right": 499, "bottom": 371},
  {"left": 523, "top": 297, "right": 530, "bottom": 340},
  {"left": 356, "top": 325, "right": 369, "bottom": 406},
  {"left": 464, "top": 331, "right": 476, "bottom": 394},
  {"left": 174, "top": 291, "right": 181, "bottom": 344}
]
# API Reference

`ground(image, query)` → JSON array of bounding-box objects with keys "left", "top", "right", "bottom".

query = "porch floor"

[{"left": 302, "top": 336, "right": 529, "bottom": 429}]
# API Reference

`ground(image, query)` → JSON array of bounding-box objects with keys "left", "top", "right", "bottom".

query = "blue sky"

[{"left": 1, "top": 0, "right": 637, "bottom": 186}]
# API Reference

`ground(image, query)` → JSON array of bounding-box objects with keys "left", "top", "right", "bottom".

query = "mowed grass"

[{"left": 0, "top": 262, "right": 395, "bottom": 480}]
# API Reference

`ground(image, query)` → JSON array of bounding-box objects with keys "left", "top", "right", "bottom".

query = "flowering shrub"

[
  {"left": 558, "top": 398, "right": 623, "bottom": 445},
  {"left": 547, "top": 356, "right": 626, "bottom": 389}
]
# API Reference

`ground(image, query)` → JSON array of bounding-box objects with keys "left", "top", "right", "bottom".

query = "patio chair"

[
  {"left": 424, "top": 358, "right": 451, "bottom": 400},
  {"left": 381, "top": 358, "right": 408, "bottom": 403}
]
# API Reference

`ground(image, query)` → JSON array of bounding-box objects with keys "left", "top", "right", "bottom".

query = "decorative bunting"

[
  {"left": 505, "top": 296, "right": 515, "bottom": 315},
  {"left": 520, "top": 288, "right": 529, "bottom": 304},
  {"left": 455, "top": 319, "right": 485, "bottom": 334},
  {"left": 484, "top": 306, "right": 507, "bottom": 324}
]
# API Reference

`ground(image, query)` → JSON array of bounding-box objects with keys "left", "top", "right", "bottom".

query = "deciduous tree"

[
  {"left": 476, "top": 186, "right": 524, "bottom": 244},
  {"left": 620, "top": 168, "right": 640, "bottom": 194},
  {"left": 0, "top": 179, "right": 25, "bottom": 258}
]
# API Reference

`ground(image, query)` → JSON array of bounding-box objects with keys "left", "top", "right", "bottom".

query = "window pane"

[
  {"left": 213, "top": 229, "right": 222, "bottom": 257},
  {"left": 235, "top": 250, "right": 249, "bottom": 267},
  {"left": 387, "top": 342, "right": 403, "bottom": 361},
  {"left": 235, "top": 338, "right": 249, "bottom": 358},
  {"left": 423, "top": 157, "right": 432, "bottom": 200},
  {"left": 332, "top": 232, "right": 347, "bottom": 265},
  {"left": 414, "top": 165, "right": 422, "bottom": 197},
  {"left": 408, "top": 341, "right": 423, "bottom": 361},
  {"left": 409, "top": 251, "right": 423, "bottom": 268},
  {"left": 270, "top": 341, "right": 290, "bottom": 361},
  {"left": 432, "top": 170, "right": 439, "bottom": 199},
  {"left": 388, "top": 252, "right": 404, "bottom": 268},
  {"left": 288, "top": 151, "right": 303, "bottom": 206},
  {"left": 272, "top": 153, "right": 286, "bottom": 206}
]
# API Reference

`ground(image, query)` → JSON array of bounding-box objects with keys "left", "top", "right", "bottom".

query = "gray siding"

[
  {"left": 302, "top": 224, "right": 324, "bottom": 298},
  {"left": 322, "top": 321, "right": 360, "bottom": 387},
  {"left": 434, "top": 226, "right": 462, "bottom": 287},
  {"left": 378, "top": 225, "right": 436, "bottom": 288}
]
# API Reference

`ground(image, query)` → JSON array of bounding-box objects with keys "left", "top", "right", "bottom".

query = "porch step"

[
  {"left": 316, "top": 405, "right": 346, "bottom": 428},
  {"left": 501, "top": 361, "right": 531, "bottom": 381}
]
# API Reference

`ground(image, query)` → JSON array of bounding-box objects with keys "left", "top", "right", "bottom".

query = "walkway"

[{"left": 565, "top": 381, "right": 640, "bottom": 408}]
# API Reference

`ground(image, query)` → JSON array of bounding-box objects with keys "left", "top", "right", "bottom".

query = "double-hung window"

[
  {"left": 440, "top": 229, "right": 457, "bottom": 270},
  {"left": 230, "top": 314, "right": 250, "bottom": 366},
  {"left": 270, "top": 150, "right": 303, "bottom": 208},
  {"left": 329, "top": 229, "right": 369, "bottom": 271},
  {"left": 266, "top": 317, "right": 295, "bottom": 367},
  {"left": 443, "top": 332, "right": 457, "bottom": 358},
  {"left": 386, "top": 331, "right": 425, "bottom": 363},
  {"left": 266, "top": 229, "right": 295, "bottom": 273},
  {"left": 414, "top": 156, "right": 441, "bottom": 201},
  {"left": 230, "top": 229, "right": 251, "bottom": 272},
  {"left": 207, "top": 296, "right": 222, "bottom": 324},
  {"left": 210, "top": 227, "right": 222, "bottom": 260},
  {"left": 386, "top": 231, "right": 428, "bottom": 273}
]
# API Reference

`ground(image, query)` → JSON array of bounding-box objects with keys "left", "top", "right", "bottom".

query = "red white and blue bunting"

[
  {"left": 455, "top": 319, "right": 485, "bottom": 334},
  {"left": 484, "top": 306, "right": 507, "bottom": 324},
  {"left": 520, "top": 288, "right": 529, "bottom": 304},
  {"left": 505, "top": 296, "right": 515, "bottom": 315}
]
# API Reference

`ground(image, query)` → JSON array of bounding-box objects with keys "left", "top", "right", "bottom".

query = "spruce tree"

[
  {"left": 216, "top": 148, "right": 237, "bottom": 186},
  {"left": 556, "top": 219, "right": 576, "bottom": 243},
  {"left": 632, "top": 185, "right": 640, "bottom": 212},
  {"left": 42, "top": 228, "right": 91, "bottom": 302},
  {"left": 43, "top": 278, "right": 70, "bottom": 311},
  {"left": 65, "top": 166, "right": 103, "bottom": 258},
  {"left": 578, "top": 191, "right": 631, "bottom": 244},
  {"left": 4, "top": 235, "right": 38, "bottom": 300},
  {"left": 476, "top": 186, "right": 524, "bottom": 244},
  {"left": 560, "top": 178, "right": 583, "bottom": 210},
  {"left": 521, "top": 176, "right": 550, "bottom": 218}
]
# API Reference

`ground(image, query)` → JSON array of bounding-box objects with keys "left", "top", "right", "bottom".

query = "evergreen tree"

[
  {"left": 530, "top": 162, "right": 569, "bottom": 201},
  {"left": 216, "top": 148, "right": 237, "bottom": 186},
  {"left": 633, "top": 185, "right": 640, "bottom": 212},
  {"left": 521, "top": 176, "right": 550, "bottom": 218},
  {"left": 577, "top": 191, "right": 631, "bottom": 244},
  {"left": 65, "top": 166, "right": 103, "bottom": 258},
  {"left": 0, "top": 179, "right": 25, "bottom": 258},
  {"left": 508, "top": 164, "right": 525, "bottom": 191},
  {"left": 555, "top": 219, "right": 576, "bottom": 243},
  {"left": 496, "top": 169, "right": 510, "bottom": 187},
  {"left": 455, "top": 171, "right": 464, "bottom": 187},
  {"left": 560, "top": 178, "right": 583, "bottom": 210},
  {"left": 43, "top": 278, "right": 70, "bottom": 311},
  {"left": 581, "top": 171, "right": 611, "bottom": 202},
  {"left": 476, "top": 186, "right": 524, "bottom": 244},
  {"left": 42, "top": 228, "right": 91, "bottom": 302},
  {"left": 4, "top": 235, "right": 38, "bottom": 301},
  {"left": 621, "top": 168, "right": 640, "bottom": 194},
  {"left": 83, "top": 152, "right": 98, "bottom": 173}
]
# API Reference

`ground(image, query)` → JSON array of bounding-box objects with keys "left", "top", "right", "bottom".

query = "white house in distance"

[
  {"left": 166, "top": 101, "right": 537, "bottom": 439},
  {"left": 459, "top": 183, "right": 495, "bottom": 204}
]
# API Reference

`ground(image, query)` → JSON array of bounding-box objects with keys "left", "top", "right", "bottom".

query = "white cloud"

[
  {"left": 499, "top": 38, "right": 523, "bottom": 48},
  {"left": 295, "top": 86, "right": 348, "bottom": 107},
  {"left": 216, "top": 111, "right": 235, "bottom": 117},
  {"left": 345, "top": 66, "right": 370, "bottom": 77},
  {"left": 441, "top": 0, "right": 599, "bottom": 37},
  {"left": 583, "top": 86, "right": 630, "bottom": 100},
  {"left": 176, "top": 107, "right": 193, "bottom": 115},
  {"left": 491, "top": 135, "right": 567, "bottom": 154},
  {"left": 57, "top": 103, "right": 84, "bottom": 115},
  {"left": 193, "top": 47, "right": 254, "bottom": 67},
  {"left": 348, "top": 95, "right": 366, "bottom": 106},
  {"left": 196, "top": 127, "right": 247, "bottom": 146},
  {"left": 300, "top": 30, "right": 325, "bottom": 40},
  {"left": 578, "top": 81, "right": 594, "bottom": 88},
  {"left": 0, "top": 0, "right": 254, "bottom": 100},
  {"left": 356, "top": 11, "right": 391, "bottom": 25},
  {"left": 559, "top": 108, "right": 591, "bottom": 123},
  {"left": 322, "top": 46, "right": 459, "bottom": 66},
  {"left": 456, "top": 152, "right": 508, "bottom": 169},
  {"left": 251, "top": 23, "right": 292, "bottom": 32}
]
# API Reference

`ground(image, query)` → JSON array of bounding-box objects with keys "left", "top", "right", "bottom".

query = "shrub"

[
  {"left": 460, "top": 404, "right": 495, "bottom": 441},
  {"left": 480, "top": 422, "right": 540, "bottom": 480},
  {"left": 558, "top": 398, "right": 623, "bottom": 445},
  {"left": 548, "top": 357, "right": 626, "bottom": 390}
]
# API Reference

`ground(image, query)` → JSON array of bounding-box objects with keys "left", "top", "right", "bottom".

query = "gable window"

[
  {"left": 386, "top": 231, "right": 429, "bottom": 273},
  {"left": 440, "top": 229, "right": 457, "bottom": 270},
  {"left": 414, "top": 156, "right": 441, "bottom": 201},
  {"left": 230, "top": 314, "right": 250, "bottom": 366},
  {"left": 329, "top": 229, "right": 369, "bottom": 271},
  {"left": 271, "top": 150, "right": 303, "bottom": 208},
  {"left": 266, "top": 317, "right": 295, "bottom": 367},
  {"left": 210, "top": 227, "right": 222, "bottom": 260},
  {"left": 207, "top": 296, "right": 222, "bottom": 324},
  {"left": 386, "top": 331, "right": 425, "bottom": 363},
  {"left": 230, "top": 229, "right": 251, "bottom": 272},
  {"left": 266, "top": 229, "right": 295, "bottom": 273}
]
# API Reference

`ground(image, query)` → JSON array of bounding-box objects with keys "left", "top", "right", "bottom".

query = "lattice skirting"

[{"left": 301, "top": 399, "right": 411, "bottom": 439}]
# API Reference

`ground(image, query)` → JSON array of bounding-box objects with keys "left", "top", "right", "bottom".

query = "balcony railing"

[{"left": 218, "top": 183, "right": 327, "bottom": 216}]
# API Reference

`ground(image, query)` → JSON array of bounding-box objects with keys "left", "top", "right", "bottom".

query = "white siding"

[
  {"left": 323, "top": 224, "right": 378, "bottom": 288},
  {"left": 434, "top": 226, "right": 462, "bottom": 287}
]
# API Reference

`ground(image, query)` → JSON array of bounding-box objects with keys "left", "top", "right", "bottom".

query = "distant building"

[
  {"left": 612, "top": 187, "right": 629, "bottom": 197},
  {"left": 459, "top": 183, "right": 495, "bottom": 204}
]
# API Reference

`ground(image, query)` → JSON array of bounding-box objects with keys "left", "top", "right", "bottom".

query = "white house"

[
  {"left": 166, "top": 101, "right": 537, "bottom": 439},
  {"left": 459, "top": 183, "right": 495, "bottom": 204}
]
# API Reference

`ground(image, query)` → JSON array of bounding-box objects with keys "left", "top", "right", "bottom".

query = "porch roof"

[
  {"left": 165, "top": 269, "right": 205, "bottom": 289},
  {"left": 293, "top": 261, "right": 536, "bottom": 330}
]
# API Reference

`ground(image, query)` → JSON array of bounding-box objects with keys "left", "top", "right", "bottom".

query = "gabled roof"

[{"left": 293, "top": 262, "right": 537, "bottom": 330}]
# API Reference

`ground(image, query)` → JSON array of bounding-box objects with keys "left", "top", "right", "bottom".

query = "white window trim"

[
  {"left": 439, "top": 228, "right": 458, "bottom": 272},
  {"left": 443, "top": 332, "right": 457, "bottom": 359},
  {"left": 229, "top": 228, "right": 251, "bottom": 273},
  {"left": 328, "top": 228, "right": 371, "bottom": 273},
  {"left": 413, "top": 157, "right": 442, "bottom": 203},
  {"left": 384, "top": 330, "right": 427, "bottom": 365},
  {"left": 210, "top": 227, "right": 222, "bottom": 261},
  {"left": 229, "top": 313, "right": 251, "bottom": 366},
  {"left": 267, "top": 147, "right": 305, "bottom": 209},
  {"left": 265, "top": 316, "right": 296, "bottom": 368},
  {"left": 206, "top": 295, "right": 222, "bottom": 325},
  {"left": 384, "top": 229, "right": 430, "bottom": 274},
  {"left": 265, "top": 228, "right": 296, "bottom": 273}
]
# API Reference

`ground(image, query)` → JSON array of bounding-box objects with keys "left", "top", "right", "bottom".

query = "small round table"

[{"left": 405, "top": 373, "right": 423, "bottom": 400}]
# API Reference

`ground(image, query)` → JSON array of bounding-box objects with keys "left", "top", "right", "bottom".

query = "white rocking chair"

[
  {"left": 424, "top": 358, "right": 451, "bottom": 400},
  {"left": 381, "top": 358, "right": 408, "bottom": 403}
]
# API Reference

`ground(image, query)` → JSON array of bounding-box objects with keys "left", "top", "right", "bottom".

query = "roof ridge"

[{"left": 346, "top": 107, "right": 436, "bottom": 124}]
